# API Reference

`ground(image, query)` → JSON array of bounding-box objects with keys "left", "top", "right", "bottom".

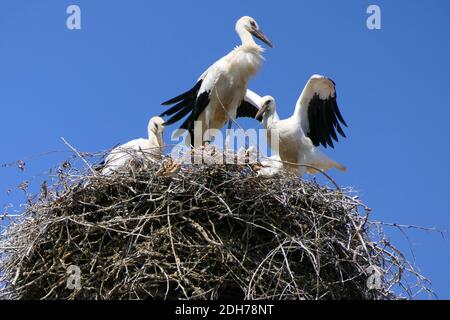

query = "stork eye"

[{"left": 250, "top": 20, "right": 256, "bottom": 27}]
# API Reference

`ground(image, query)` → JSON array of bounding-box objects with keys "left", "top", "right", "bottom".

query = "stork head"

[
  {"left": 255, "top": 96, "right": 276, "bottom": 122},
  {"left": 148, "top": 116, "right": 165, "bottom": 150},
  {"left": 236, "top": 16, "right": 273, "bottom": 48},
  {"left": 148, "top": 116, "right": 165, "bottom": 135}
]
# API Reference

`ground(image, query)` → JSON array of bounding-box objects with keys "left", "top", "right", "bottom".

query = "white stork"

[
  {"left": 101, "top": 116, "right": 165, "bottom": 175},
  {"left": 160, "top": 16, "right": 273, "bottom": 147},
  {"left": 244, "top": 75, "right": 348, "bottom": 176}
]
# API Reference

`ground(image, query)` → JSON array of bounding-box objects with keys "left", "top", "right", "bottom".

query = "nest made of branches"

[{"left": 0, "top": 154, "right": 433, "bottom": 300}]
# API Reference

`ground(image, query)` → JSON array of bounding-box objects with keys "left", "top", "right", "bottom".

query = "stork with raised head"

[
  {"left": 244, "top": 75, "right": 348, "bottom": 176},
  {"left": 160, "top": 16, "right": 273, "bottom": 147},
  {"left": 101, "top": 116, "right": 165, "bottom": 175}
]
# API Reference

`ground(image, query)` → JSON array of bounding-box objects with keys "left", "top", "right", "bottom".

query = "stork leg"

[
  {"left": 203, "top": 109, "right": 212, "bottom": 146},
  {"left": 204, "top": 120, "right": 212, "bottom": 146},
  {"left": 225, "top": 120, "right": 233, "bottom": 150}
]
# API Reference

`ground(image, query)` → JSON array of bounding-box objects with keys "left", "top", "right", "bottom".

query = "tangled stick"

[{"left": 0, "top": 151, "right": 434, "bottom": 300}]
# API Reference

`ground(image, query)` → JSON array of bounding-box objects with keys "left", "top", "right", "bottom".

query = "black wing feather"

[
  {"left": 327, "top": 109, "right": 339, "bottom": 142},
  {"left": 335, "top": 121, "right": 347, "bottom": 138},
  {"left": 160, "top": 78, "right": 210, "bottom": 134},
  {"left": 317, "top": 102, "right": 328, "bottom": 148},
  {"left": 190, "top": 91, "right": 210, "bottom": 127},
  {"left": 307, "top": 93, "right": 347, "bottom": 148},
  {"left": 163, "top": 104, "right": 194, "bottom": 126},
  {"left": 309, "top": 97, "right": 323, "bottom": 146},
  {"left": 160, "top": 99, "right": 193, "bottom": 117},
  {"left": 236, "top": 100, "right": 259, "bottom": 119},
  {"left": 321, "top": 100, "right": 334, "bottom": 148},
  {"left": 161, "top": 80, "right": 203, "bottom": 106},
  {"left": 332, "top": 99, "right": 348, "bottom": 127}
]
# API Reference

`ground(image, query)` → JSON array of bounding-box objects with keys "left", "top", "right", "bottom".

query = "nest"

[{"left": 0, "top": 153, "right": 432, "bottom": 300}]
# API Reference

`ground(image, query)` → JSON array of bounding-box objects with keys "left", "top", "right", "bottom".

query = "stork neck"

[
  {"left": 148, "top": 128, "right": 155, "bottom": 140},
  {"left": 236, "top": 27, "right": 257, "bottom": 46},
  {"left": 157, "top": 132, "right": 164, "bottom": 153},
  {"left": 263, "top": 111, "right": 279, "bottom": 129},
  {"left": 147, "top": 130, "right": 157, "bottom": 144},
  {"left": 148, "top": 130, "right": 164, "bottom": 153}
]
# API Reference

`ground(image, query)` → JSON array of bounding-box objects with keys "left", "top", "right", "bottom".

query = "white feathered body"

[
  {"left": 195, "top": 44, "right": 264, "bottom": 133},
  {"left": 102, "top": 132, "right": 162, "bottom": 175},
  {"left": 266, "top": 115, "right": 345, "bottom": 176}
]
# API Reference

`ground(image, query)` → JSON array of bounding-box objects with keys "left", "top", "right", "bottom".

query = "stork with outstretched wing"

[
  {"left": 160, "top": 16, "right": 273, "bottom": 147},
  {"left": 243, "top": 75, "right": 348, "bottom": 176}
]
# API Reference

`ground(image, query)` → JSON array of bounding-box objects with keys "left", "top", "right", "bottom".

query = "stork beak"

[
  {"left": 157, "top": 131, "right": 164, "bottom": 150},
  {"left": 255, "top": 103, "right": 269, "bottom": 122},
  {"left": 251, "top": 29, "right": 273, "bottom": 48}
]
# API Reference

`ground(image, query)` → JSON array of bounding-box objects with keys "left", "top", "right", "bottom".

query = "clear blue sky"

[{"left": 1, "top": 0, "right": 449, "bottom": 299}]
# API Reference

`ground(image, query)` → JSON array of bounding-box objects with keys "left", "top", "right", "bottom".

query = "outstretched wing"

[
  {"left": 160, "top": 54, "right": 234, "bottom": 129},
  {"left": 296, "top": 75, "right": 347, "bottom": 148},
  {"left": 160, "top": 76, "right": 209, "bottom": 127},
  {"left": 159, "top": 79, "right": 203, "bottom": 127}
]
